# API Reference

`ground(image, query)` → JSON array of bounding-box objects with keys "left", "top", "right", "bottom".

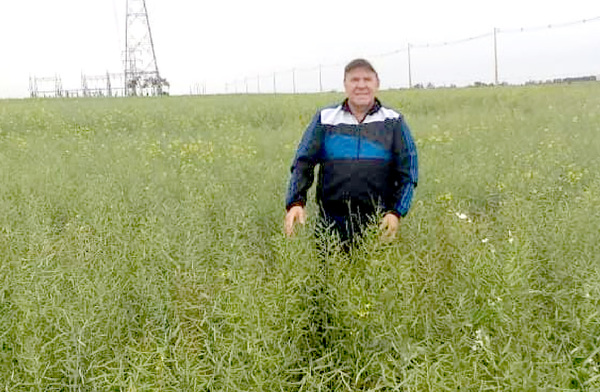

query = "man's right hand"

[{"left": 284, "top": 206, "right": 306, "bottom": 237}]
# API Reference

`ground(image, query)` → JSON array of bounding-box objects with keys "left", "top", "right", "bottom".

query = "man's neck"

[{"left": 347, "top": 100, "right": 374, "bottom": 123}]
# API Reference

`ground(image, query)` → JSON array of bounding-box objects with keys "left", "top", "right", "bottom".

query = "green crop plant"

[{"left": 0, "top": 83, "right": 599, "bottom": 390}]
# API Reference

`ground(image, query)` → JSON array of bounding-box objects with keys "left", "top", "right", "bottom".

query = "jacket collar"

[{"left": 341, "top": 97, "right": 382, "bottom": 116}]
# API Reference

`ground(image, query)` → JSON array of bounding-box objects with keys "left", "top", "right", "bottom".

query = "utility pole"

[
  {"left": 29, "top": 76, "right": 37, "bottom": 98},
  {"left": 55, "top": 75, "right": 63, "bottom": 97},
  {"left": 493, "top": 28, "right": 499, "bottom": 85},
  {"left": 319, "top": 65, "right": 323, "bottom": 92},
  {"left": 81, "top": 74, "right": 89, "bottom": 97},
  {"left": 292, "top": 69, "right": 296, "bottom": 94},
  {"left": 125, "top": 0, "right": 169, "bottom": 96},
  {"left": 407, "top": 43, "right": 413, "bottom": 88},
  {"left": 106, "top": 71, "right": 113, "bottom": 97}
]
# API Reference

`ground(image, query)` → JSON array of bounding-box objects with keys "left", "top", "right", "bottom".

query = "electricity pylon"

[{"left": 124, "top": 0, "right": 169, "bottom": 96}]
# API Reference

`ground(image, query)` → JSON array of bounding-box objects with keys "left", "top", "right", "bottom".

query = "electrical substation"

[{"left": 29, "top": 0, "right": 168, "bottom": 98}]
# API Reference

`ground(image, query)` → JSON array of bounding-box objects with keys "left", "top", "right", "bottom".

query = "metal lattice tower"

[
  {"left": 124, "top": 0, "right": 169, "bottom": 96},
  {"left": 29, "top": 75, "right": 63, "bottom": 98}
]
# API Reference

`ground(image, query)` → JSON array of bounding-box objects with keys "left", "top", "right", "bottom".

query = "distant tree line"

[
  {"left": 409, "top": 75, "right": 597, "bottom": 90},
  {"left": 525, "top": 75, "right": 597, "bottom": 85}
]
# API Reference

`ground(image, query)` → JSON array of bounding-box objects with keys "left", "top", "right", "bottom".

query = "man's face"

[{"left": 344, "top": 67, "right": 379, "bottom": 109}]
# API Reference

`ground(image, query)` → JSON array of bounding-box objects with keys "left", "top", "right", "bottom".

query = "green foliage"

[{"left": 0, "top": 84, "right": 599, "bottom": 390}]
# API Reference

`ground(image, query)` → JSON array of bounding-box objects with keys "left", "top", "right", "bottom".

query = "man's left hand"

[{"left": 379, "top": 213, "right": 400, "bottom": 241}]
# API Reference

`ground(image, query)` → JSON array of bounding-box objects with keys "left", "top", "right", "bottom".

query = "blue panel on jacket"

[
  {"left": 323, "top": 134, "right": 390, "bottom": 160},
  {"left": 323, "top": 134, "right": 358, "bottom": 160},
  {"left": 359, "top": 138, "right": 392, "bottom": 160}
]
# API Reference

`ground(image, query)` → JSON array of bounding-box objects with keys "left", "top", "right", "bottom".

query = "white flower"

[
  {"left": 473, "top": 328, "right": 490, "bottom": 350},
  {"left": 481, "top": 238, "right": 489, "bottom": 243},
  {"left": 456, "top": 212, "right": 468, "bottom": 220}
]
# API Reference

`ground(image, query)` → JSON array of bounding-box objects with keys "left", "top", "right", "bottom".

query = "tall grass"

[{"left": 0, "top": 84, "right": 599, "bottom": 390}]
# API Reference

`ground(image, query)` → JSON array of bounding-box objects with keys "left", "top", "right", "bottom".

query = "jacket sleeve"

[
  {"left": 391, "top": 116, "right": 418, "bottom": 217},
  {"left": 285, "top": 111, "right": 323, "bottom": 210}
]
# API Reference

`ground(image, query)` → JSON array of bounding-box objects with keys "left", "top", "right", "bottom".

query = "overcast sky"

[{"left": 0, "top": 0, "right": 599, "bottom": 98}]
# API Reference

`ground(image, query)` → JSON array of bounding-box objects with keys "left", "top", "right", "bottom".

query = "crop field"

[{"left": 0, "top": 84, "right": 599, "bottom": 390}]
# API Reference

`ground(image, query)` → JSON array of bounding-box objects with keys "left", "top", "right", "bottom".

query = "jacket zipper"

[{"left": 356, "top": 123, "right": 361, "bottom": 159}]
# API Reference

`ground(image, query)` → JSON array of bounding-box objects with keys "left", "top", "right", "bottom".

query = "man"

[{"left": 284, "top": 58, "right": 418, "bottom": 246}]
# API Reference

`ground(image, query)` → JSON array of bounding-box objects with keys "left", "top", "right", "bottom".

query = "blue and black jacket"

[{"left": 286, "top": 98, "right": 418, "bottom": 219}]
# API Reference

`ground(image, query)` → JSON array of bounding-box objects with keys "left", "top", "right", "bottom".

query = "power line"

[
  {"left": 200, "top": 15, "right": 600, "bottom": 95},
  {"left": 412, "top": 32, "right": 494, "bottom": 50},
  {"left": 499, "top": 16, "right": 600, "bottom": 34}
]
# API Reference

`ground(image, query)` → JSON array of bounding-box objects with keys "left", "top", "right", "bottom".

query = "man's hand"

[
  {"left": 285, "top": 206, "right": 306, "bottom": 237},
  {"left": 379, "top": 213, "right": 400, "bottom": 242}
]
